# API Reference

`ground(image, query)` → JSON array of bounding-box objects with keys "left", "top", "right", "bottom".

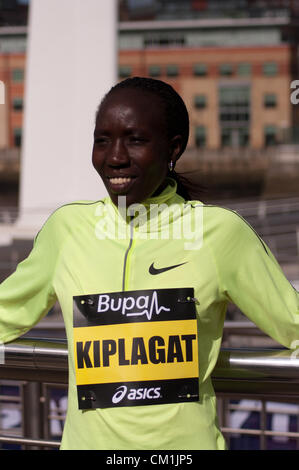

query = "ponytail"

[{"left": 169, "top": 170, "right": 206, "bottom": 202}]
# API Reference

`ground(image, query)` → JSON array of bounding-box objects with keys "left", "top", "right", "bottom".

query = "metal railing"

[
  {"left": 0, "top": 208, "right": 18, "bottom": 225},
  {"left": 1, "top": 338, "right": 299, "bottom": 450}
]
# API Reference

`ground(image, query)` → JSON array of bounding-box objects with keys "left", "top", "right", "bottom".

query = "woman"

[{"left": 0, "top": 77, "right": 298, "bottom": 450}]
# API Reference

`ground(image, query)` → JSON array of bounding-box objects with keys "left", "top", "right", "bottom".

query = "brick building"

[
  {"left": 1, "top": 0, "right": 299, "bottom": 199},
  {"left": 0, "top": 45, "right": 25, "bottom": 150},
  {"left": 119, "top": 42, "right": 297, "bottom": 150},
  {"left": 1, "top": 2, "right": 299, "bottom": 152},
  {"left": 118, "top": 8, "right": 299, "bottom": 151}
]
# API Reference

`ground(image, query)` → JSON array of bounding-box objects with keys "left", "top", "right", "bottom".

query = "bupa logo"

[
  {"left": 112, "top": 385, "right": 161, "bottom": 404},
  {"left": 97, "top": 291, "right": 170, "bottom": 320}
]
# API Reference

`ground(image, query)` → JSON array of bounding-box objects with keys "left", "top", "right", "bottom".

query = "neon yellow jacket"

[{"left": 0, "top": 179, "right": 298, "bottom": 450}]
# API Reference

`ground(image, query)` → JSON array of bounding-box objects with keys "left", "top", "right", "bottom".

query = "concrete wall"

[{"left": 16, "top": 0, "right": 118, "bottom": 238}]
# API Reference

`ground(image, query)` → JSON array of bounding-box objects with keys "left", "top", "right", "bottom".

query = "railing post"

[
  {"left": 260, "top": 400, "right": 267, "bottom": 450},
  {"left": 22, "top": 382, "right": 44, "bottom": 449}
]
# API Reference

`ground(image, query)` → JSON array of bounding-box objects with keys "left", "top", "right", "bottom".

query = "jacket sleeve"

[
  {"left": 0, "top": 215, "right": 58, "bottom": 343},
  {"left": 214, "top": 209, "right": 299, "bottom": 349}
]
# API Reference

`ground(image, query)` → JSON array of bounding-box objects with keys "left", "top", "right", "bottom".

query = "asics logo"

[{"left": 112, "top": 385, "right": 161, "bottom": 404}]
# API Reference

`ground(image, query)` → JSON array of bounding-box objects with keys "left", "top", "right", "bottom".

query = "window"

[
  {"left": 263, "top": 62, "right": 278, "bottom": 76},
  {"left": 264, "top": 125, "right": 277, "bottom": 146},
  {"left": 219, "top": 85, "right": 251, "bottom": 147},
  {"left": 237, "top": 63, "right": 251, "bottom": 76},
  {"left": 219, "top": 64, "right": 233, "bottom": 76},
  {"left": 219, "top": 86, "right": 250, "bottom": 107},
  {"left": 221, "top": 127, "right": 249, "bottom": 148},
  {"left": 13, "top": 128, "right": 22, "bottom": 147},
  {"left": 221, "top": 128, "right": 232, "bottom": 147},
  {"left": 12, "top": 69, "right": 24, "bottom": 82},
  {"left": 239, "top": 128, "right": 249, "bottom": 147},
  {"left": 12, "top": 97, "right": 23, "bottom": 111},
  {"left": 193, "top": 63, "right": 208, "bottom": 76},
  {"left": 148, "top": 65, "right": 161, "bottom": 77},
  {"left": 195, "top": 125, "right": 206, "bottom": 147},
  {"left": 144, "top": 35, "right": 185, "bottom": 49},
  {"left": 220, "top": 111, "right": 250, "bottom": 122},
  {"left": 264, "top": 93, "right": 277, "bottom": 108},
  {"left": 194, "top": 95, "right": 207, "bottom": 109},
  {"left": 118, "top": 66, "right": 132, "bottom": 78},
  {"left": 166, "top": 64, "right": 179, "bottom": 77}
]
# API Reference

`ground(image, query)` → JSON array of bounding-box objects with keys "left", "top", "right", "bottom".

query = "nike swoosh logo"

[{"left": 149, "top": 262, "right": 187, "bottom": 275}]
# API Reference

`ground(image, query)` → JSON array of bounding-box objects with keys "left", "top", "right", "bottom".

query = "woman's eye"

[
  {"left": 94, "top": 137, "right": 109, "bottom": 145},
  {"left": 129, "top": 136, "right": 146, "bottom": 143}
]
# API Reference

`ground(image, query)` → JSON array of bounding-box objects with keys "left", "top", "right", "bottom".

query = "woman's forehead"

[
  {"left": 96, "top": 88, "right": 167, "bottom": 126},
  {"left": 101, "top": 88, "right": 164, "bottom": 111}
]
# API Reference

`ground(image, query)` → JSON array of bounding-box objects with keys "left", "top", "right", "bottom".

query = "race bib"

[{"left": 73, "top": 288, "right": 199, "bottom": 409}]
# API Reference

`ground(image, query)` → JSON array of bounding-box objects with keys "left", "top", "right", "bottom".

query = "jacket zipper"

[{"left": 122, "top": 219, "right": 134, "bottom": 291}]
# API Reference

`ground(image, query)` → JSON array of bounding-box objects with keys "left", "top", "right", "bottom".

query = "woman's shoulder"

[
  {"left": 193, "top": 201, "right": 267, "bottom": 252},
  {"left": 188, "top": 200, "right": 242, "bottom": 223},
  {"left": 36, "top": 199, "right": 105, "bottom": 239},
  {"left": 187, "top": 199, "right": 257, "bottom": 238},
  {"left": 49, "top": 199, "right": 104, "bottom": 220}
]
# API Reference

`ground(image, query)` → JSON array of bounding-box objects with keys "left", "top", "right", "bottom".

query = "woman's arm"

[
  {"left": 213, "top": 208, "right": 299, "bottom": 349},
  {"left": 0, "top": 216, "right": 58, "bottom": 343}
]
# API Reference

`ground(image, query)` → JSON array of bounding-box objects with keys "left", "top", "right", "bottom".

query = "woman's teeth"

[{"left": 109, "top": 177, "right": 132, "bottom": 184}]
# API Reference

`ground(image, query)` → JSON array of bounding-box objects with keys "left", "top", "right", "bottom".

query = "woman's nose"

[{"left": 108, "top": 138, "right": 130, "bottom": 166}]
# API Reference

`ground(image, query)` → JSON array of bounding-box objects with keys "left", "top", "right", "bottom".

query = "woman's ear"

[{"left": 169, "top": 135, "right": 183, "bottom": 165}]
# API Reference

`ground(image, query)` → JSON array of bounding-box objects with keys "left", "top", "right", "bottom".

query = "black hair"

[{"left": 97, "top": 76, "right": 201, "bottom": 201}]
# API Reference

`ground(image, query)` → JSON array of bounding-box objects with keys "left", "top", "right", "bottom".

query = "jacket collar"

[{"left": 101, "top": 178, "right": 187, "bottom": 234}]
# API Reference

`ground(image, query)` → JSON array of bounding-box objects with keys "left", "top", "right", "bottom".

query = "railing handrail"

[
  {"left": 1, "top": 338, "right": 299, "bottom": 398},
  {"left": 1, "top": 338, "right": 299, "bottom": 449}
]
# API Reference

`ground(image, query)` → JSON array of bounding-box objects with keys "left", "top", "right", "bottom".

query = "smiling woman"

[
  {"left": 92, "top": 89, "right": 175, "bottom": 207},
  {"left": 0, "top": 77, "right": 299, "bottom": 451},
  {"left": 92, "top": 77, "right": 190, "bottom": 206}
]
